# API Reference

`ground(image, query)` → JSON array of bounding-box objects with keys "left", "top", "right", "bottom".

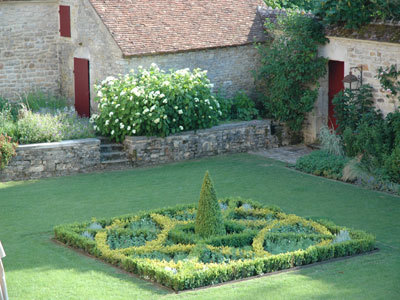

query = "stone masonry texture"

[
  {"left": 1, "top": 121, "right": 280, "bottom": 182},
  {"left": 304, "top": 36, "right": 400, "bottom": 143},
  {"left": 0, "top": 0, "right": 60, "bottom": 100},
  {"left": 58, "top": 0, "right": 262, "bottom": 109},
  {"left": 1, "top": 0, "right": 262, "bottom": 104},
  {"left": 123, "top": 120, "right": 279, "bottom": 167},
  {"left": 0, "top": 138, "right": 100, "bottom": 182}
]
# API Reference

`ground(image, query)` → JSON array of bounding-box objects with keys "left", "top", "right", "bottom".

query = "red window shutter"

[{"left": 59, "top": 5, "right": 71, "bottom": 37}]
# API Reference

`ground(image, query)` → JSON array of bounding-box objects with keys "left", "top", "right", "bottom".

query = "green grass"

[{"left": 0, "top": 153, "right": 399, "bottom": 299}]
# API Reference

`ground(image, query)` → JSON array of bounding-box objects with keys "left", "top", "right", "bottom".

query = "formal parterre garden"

[{"left": 54, "top": 172, "right": 375, "bottom": 291}]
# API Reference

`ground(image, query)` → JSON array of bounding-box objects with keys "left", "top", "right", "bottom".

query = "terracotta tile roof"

[{"left": 88, "top": 0, "right": 267, "bottom": 56}]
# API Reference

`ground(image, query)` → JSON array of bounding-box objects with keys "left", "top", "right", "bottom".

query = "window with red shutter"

[{"left": 59, "top": 5, "right": 71, "bottom": 37}]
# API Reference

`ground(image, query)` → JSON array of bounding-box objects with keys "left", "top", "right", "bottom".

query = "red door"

[
  {"left": 328, "top": 60, "right": 344, "bottom": 130},
  {"left": 74, "top": 58, "right": 90, "bottom": 117}
]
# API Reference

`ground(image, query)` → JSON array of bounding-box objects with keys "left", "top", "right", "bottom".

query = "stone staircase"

[{"left": 99, "top": 137, "right": 131, "bottom": 169}]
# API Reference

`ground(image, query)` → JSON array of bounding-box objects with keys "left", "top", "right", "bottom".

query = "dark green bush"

[
  {"left": 295, "top": 150, "right": 350, "bottom": 179},
  {"left": 264, "top": 0, "right": 317, "bottom": 11},
  {"left": 256, "top": 13, "right": 328, "bottom": 133},
  {"left": 340, "top": 110, "right": 400, "bottom": 183},
  {"left": 195, "top": 172, "right": 225, "bottom": 237},
  {"left": 0, "top": 97, "right": 19, "bottom": 121},
  {"left": 314, "top": 0, "right": 400, "bottom": 29},
  {"left": 332, "top": 84, "right": 377, "bottom": 134},
  {"left": 230, "top": 91, "right": 258, "bottom": 121},
  {"left": 385, "top": 146, "right": 400, "bottom": 183},
  {"left": 217, "top": 91, "right": 258, "bottom": 121}
]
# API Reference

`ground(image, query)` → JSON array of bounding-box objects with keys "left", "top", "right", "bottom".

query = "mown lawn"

[{"left": 0, "top": 153, "right": 399, "bottom": 300}]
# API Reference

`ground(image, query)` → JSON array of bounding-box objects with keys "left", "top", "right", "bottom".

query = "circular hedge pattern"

[
  {"left": 91, "top": 198, "right": 334, "bottom": 263},
  {"left": 55, "top": 197, "right": 375, "bottom": 291}
]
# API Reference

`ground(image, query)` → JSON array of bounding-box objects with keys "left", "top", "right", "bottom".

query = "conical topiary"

[{"left": 195, "top": 171, "right": 225, "bottom": 238}]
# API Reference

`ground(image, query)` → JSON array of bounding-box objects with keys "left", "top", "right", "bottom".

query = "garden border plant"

[
  {"left": 54, "top": 173, "right": 375, "bottom": 291},
  {"left": 256, "top": 12, "right": 328, "bottom": 141}
]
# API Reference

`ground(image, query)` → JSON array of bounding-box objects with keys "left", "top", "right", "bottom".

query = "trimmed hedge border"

[{"left": 54, "top": 199, "right": 375, "bottom": 291}]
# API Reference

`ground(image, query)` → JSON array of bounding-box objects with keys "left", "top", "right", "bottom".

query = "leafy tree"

[
  {"left": 314, "top": 0, "right": 400, "bottom": 29},
  {"left": 256, "top": 13, "right": 328, "bottom": 134},
  {"left": 195, "top": 171, "right": 225, "bottom": 238}
]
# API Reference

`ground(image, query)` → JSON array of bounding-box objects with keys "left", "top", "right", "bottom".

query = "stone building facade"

[
  {"left": 0, "top": 0, "right": 265, "bottom": 113},
  {"left": 0, "top": 0, "right": 60, "bottom": 100},
  {"left": 304, "top": 33, "right": 400, "bottom": 143}
]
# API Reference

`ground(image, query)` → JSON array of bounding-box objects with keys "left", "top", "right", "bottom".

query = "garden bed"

[
  {"left": 54, "top": 197, "right": 375, "bottom": 291},
  {"left": 0, "top": 138, "right": 100, "bottom": 182}
]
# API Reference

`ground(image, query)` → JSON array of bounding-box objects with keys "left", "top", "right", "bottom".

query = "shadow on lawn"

[{"left": 3, "top": 234, "right": 171, "bottom": 296}]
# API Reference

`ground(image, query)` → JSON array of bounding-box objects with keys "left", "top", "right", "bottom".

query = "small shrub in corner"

[
  {"left": 195, "top": 171, "right": 225, "bottom": 237},
  {"left": 0, "top": 134, "right": 17, "bottom": 169}
]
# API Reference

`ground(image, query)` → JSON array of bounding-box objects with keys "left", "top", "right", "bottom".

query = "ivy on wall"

[{"left": 256, "top": 13, "right": 328, "bottom": 135}]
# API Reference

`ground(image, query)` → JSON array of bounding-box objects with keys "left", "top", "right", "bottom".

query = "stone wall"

[
  {"left": 304, "top": 36, "right": 400, "bottom": 143},
  {"left": 0, "top": 0, "right": 60, "bottom": 100},
  {"left": 121, "top": 45, "right": 261, "bottom": 99},
  {"left": 123, "top": 120, "right": 277, "bottom": 167},
  {"left": 0, "top": 138, "right": 100, "bottom": 182},
  {"left": 58, "top": 0, "right": 261, "bottom": 111}
]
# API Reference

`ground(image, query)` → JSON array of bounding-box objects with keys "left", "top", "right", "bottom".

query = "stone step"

[
  {"left": 100, "top": 151, "right": 127, "bottom": 161},
  {"left": 98, "top": 136, "right": 113, "bottom": 143},
  {"left": 100, "top": 143, "right": 124, "bottom": 152},
  {"left": 100, "top": 158, "right": 131, "bottom": 169}
]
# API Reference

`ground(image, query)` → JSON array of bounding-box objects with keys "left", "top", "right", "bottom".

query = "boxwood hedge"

[{"left": 54, "top": 197, "right": 375, "bottom": 291}]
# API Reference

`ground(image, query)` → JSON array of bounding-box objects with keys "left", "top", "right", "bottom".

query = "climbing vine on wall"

[
  {"left": 256, "top": 13, "right": 328, "bottom": 135},
  {"left": 377, "top": 64, "right": 400, "bottom": 103}
]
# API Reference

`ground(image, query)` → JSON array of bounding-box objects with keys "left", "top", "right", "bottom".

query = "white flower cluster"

[{"left": 93, "top": 64, "right": 220, "bottom": 141}]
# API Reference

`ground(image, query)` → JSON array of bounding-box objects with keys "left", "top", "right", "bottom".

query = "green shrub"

[
  {"left": 319, "top": 126, "right": 344, "bottom": 156},
  {"left": 295, "top": 150, "right": 350, "bottom": 180},
  {"left": 0, "top": 97, "right": 19, "bottom": 121},
  {"left": 0, "top": 134, "right": 18, "bottom": 169},
  {"left": 22, "top": 91, "right": 68, "bottom": 113},
  {"left": 332, "top": 84, "right": 377, "bottom": 134},
  {"left": 264, "top": 0, "right": 317, "bottom": 10},
  {"left": 385, "top": 146, "right": 400, "bottom": 183},
  {"left": 54, "top": 197, "right": 375, "bottom": 291},
  {"left": 17, "top": 108, "right": 63, "bottom": 144},
  {"left": 217, "top": 91, "right": 259, "bottom": 121},
  {"left": 17, "top": 107, "right": 95, "bottom": 144},
  {"left": 215, "top": 94, "right": 233, "bottom": 121},
  {"left": 256, "top": 13, "right": 328, "bottom": 133},
  {"left": 92, "top": 64, "right": 221, "bottom": 142},
  {"left": 195, "top": 172, "right": 225, "bottom": 237},
  {"left": 230, "top": 91, "right": 258, "bottom": 121},
  {"left": 314, "top": 0, "right": 400, "bottom": 29},
  {"left": 58, "top": 108, "right": 95, "bottom": 140}
]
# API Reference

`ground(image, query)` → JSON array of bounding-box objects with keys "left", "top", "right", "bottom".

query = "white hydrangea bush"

[{"left": 91, "top": 64, "right": 221, "bottom": 142}]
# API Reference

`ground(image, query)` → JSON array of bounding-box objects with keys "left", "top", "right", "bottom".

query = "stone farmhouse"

[
  {"left": 1, "top": 1, "right": 400, "bottom": 142},
  {"left": 0, "top": 0, "right": 266, "bottom": 116}
]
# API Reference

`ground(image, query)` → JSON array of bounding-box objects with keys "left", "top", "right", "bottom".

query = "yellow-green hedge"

[{"left": 54, "top": 198, "right": 375, "bottom": 291}]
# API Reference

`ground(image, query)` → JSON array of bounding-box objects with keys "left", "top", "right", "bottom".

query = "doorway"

[
  {"left": 328, "top": 60, "right": 344, "bottom": 130},
  {"left": 74, "top": 58, "right": 90, "bottom": 117}
]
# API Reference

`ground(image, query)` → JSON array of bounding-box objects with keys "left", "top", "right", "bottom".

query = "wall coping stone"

[
  {"left": 123, "top": 120, "right": 280, "bottom": 167},
  {"left": 125, "top": 120, "right": 271, "bottom": 142},
  {"left": 17, "top": 138, "right": 101, "bottom": 151}
]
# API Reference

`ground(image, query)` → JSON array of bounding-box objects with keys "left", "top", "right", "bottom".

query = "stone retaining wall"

[
  {"left": 1, "top": 121, "right": 282, "bottom": 182},
  {"left": 0, "top": 138, "right": 100, "bottom": 182},
  {"left": 123, "top": 120, "right": 278, "bottom": 167}
]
